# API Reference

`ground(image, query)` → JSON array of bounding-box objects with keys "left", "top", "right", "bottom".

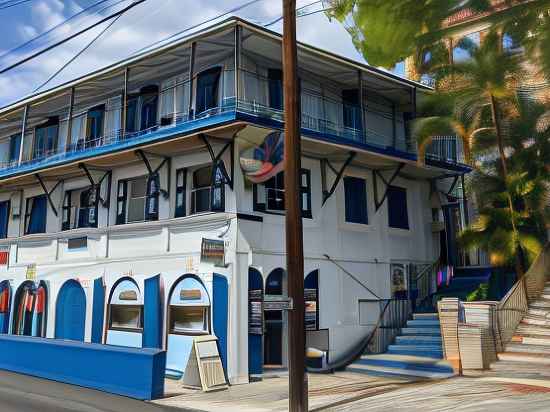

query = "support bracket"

[
  {"left": 135, "top": 150, "right": 171, "bottom": 198},
  {"left": 78, "top": 163, "right": 112, "bottom": 207},
  {"left": 200, "top": 134, "right": 234, "bottom": 190},
  {"left": 321, "top": 152, "right": 356, "bottom": 205},
  {"left": 35, "top": 174, "right": 62, "bottom": 217},
  {"left": 373, "top": 163, "right": 405, "bottom": 212}
]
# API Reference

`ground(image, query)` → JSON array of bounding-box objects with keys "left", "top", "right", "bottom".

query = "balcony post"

[
  {"left": 188, "top": 42, "right": 196, "bottom": 120},
  {"left": 234, "top": 25, "right": 241, "bottom": 108},
  {"left": 67, "top": 87, "right": 75, "bottom": 150},
  {"left": 18, "top": 104, "right": 29, "bottom": 166},
  {"left": 122, "top": 67, "right": 129, "bottom": 138},
  {"left": 392, "top": 103, "right": 397, "bottom": 148},
  {"left": 358, "top": 70, "right": 365, "bottom": 142}
]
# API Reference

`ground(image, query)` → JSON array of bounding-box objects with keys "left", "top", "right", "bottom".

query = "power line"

[
  {"left": 264, "top": 0, "right": 321, "bottom": 27},
  {"left": 0, "top": 0, "right": 126, "bottom": 61},
  {"left": 34, "top": 14, "right": 124, "bottom": 92},
  {"left": 0, "top": 0, "right": 34, "bottom": 10},
  {"left": 0, "top": 0, "right": 146, "bottom": 75}
]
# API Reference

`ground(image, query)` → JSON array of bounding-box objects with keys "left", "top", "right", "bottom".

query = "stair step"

[
  {"left": 527, "top": 308, "right": 550, "bottom": 318},
  {"left": 400, "top": 327, "right": 441, "bottom": 336},
  {"left": 516, "top": 326, "right": 550, "bottom": 337},
  {"left": 387, "top": 345, "right": 443, "bottom": 358},
  {"left": 351, "top": 354, "right": 454, "bottom": 374},
  {"left": 347, "top": 363, "right": 454, "bottom": 379},
  {"left": 413, "top": 313, "right": 439, "bottom": 321},
  {"left": 498, "top": 352, "right": 550, "bottom": 364},
  {"left": 520, "top": 318, "right": 550, "bottom": 327},
  {"left": 511, "top": 335, "right": 550, "bottom": 346},
  {"left": 395, "top": 335, "right": 442, "bottom": 345},
  {"left": 406, "top": 320, "right": 440, "bottom": 328},
  {"left": 505, "top": 343, "right": 550, "bottom": 355}
]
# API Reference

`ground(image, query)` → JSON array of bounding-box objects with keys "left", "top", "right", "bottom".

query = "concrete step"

[
  {"left": 348, "top": 354, "right": 454, "bottom": 379},
  {"left": 516, "top": 325, "right": 550, "bottom": 337},
  {"left": 511, "top": 335, "right": 550, "bottom": 346},
  {"left": 497, "top": 352, "right": 550, "bottom": 364},
  {"left": 527, "top": 308, "right": 550, "bottom": 318},
  {"left": 400, "top": 327, "right": 441, "bottom": 336},
  {"left": 406, "top": 320, "right": 440, "bottom": 328},
  {"left": 520, "top": 318, "right": 550, "bottom": 327},
  {"left": 505, "top": 343, "right": 550, "bottom": 355},
  {"left": 395, "top": 335, "right": 442, "bottom": 345},
  {"left": 412, "top": 313, "right": 439, "bottom": 321},
  {"left": 530, "top": 300, "right": 550, "bottom": 309},
  {"left": 387, "top": 345, "right": 443, "bottom": 358}
]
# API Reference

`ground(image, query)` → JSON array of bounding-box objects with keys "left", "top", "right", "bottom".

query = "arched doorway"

[
  {"left": 12, "top": 281, "right": 48, "bottom": 337},
  {"left": 0, "top": 280, "right": 11, "bottom": 334},
  {"left": 304, "top": 270, "right": 319, "bottom": 331},
  {"left": 248, "top": 268, "right": 263, "bottom": 376},
  {"left": 165, "top": 275, "right": 211, "bottom": 379},
  {"left": 264, "top": 268, "right": 287, "bottom": 369},
  {"left": 106, "top": 278, "right": 143, "bottom": 348},
  {"left": 55, "top": 280, "right": 86, "bottom": 341}
]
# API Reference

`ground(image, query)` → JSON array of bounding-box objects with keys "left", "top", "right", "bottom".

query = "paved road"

[{"left": 0, "top": 370, "right": 193, "bottom": 412}]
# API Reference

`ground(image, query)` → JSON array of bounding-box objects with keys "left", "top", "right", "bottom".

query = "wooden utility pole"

[{"left": 282, "top": 1, "right": 308, "bottom": 411}]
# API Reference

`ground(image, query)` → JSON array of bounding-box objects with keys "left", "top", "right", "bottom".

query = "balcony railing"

[{"left": 0, "top": 69, "right": 466, "bottom": 175}]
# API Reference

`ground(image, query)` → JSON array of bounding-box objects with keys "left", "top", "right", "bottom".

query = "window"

[
  {"left": 109, "top": 305, "right": 143, "bottom": 331},
  {"left": 175, "top": 168, "right": 187, "bottom": 218},
  {"left": 452, "top": 32, "right": 480, "bottom": 62},
  {"left": 387, "top": 185, "right": 409, "bottom": 230},
  {"left": 344, "top": 176, "right": 368, "bottom": 224},
  {"left": 85, "top": 105, "right": 105, "bottom": 146},
  {"left": 34, "top": 117, "right": 59, "bottom": 159},
  {"left": 342, "top": 89, "right": 361, "bottom": 130},
  {"left": 191, "top": 164, "right": 225, "bottom": 214},
  {"left": 0, "top": 201, "right": 9, "bottom": 239},
  {"left": 253, "top": 170, "right": 312, "bottom": 217},
  {"left": 25, "top": 195, "right": 47, "bottom": 235},
  {"left": 116, "top": 175, "right": 160, "bottom": 224},
  {"left": 62, "top": 187, "right": 99, "bottom": 231},
  {"left": 125, "top": 85, "right": 159, "bottom": 134},
  {"left": 268, "top": 69, "right": 283, "bottom": 110},
  {"left": 169, "top": 306, "right": 209, "bottom": 334},
  {"left": 502, "top": 33, "right": 522, "bottom": 52},
  {"left": 195, "top": 67, "right": 222, "bottom": 116},
  {"left": 8, "top": 134, "right": 21, "bottom": 164}
]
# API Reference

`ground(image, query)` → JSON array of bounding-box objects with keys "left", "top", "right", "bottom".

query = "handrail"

[
  {"left": 323, "top": 254, "right": 382, "bottom": 300},
  {"left": 307, "top": 298, "right": 410, "bottom": 373}
]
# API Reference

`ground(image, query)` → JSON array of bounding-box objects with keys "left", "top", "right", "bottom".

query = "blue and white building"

[{"left": 0, "top": 18, "right": 469, "bottom": 384}]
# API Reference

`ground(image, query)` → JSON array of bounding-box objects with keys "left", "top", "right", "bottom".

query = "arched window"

[
  {"left": 168, "top": 275, "right": 210, "bottom": 335},
  {"left": 266, "top": 268, "right": 286, "bottom": 296},
  {"left": 304, "top": 270, "right": 319, "bottom": 331},
  {"left": 108, "top": 278, "right": 143, "bottom": 332},
  {"left": 0, "top": 280, "right": 11, "bottom": 333},
  {"left": 12, "top": 280, "right": 48, "bottom": 337}
]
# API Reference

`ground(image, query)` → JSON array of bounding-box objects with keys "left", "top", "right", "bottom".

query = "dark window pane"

[
  {"left": 196, "top": 68, "right": 221, "bottom": 115},
  {"left": 388, "top": 185, "right": 409, "bottom": 229},
  {"left": 344, "top": 176, "right": 368, "bottom": 224}
]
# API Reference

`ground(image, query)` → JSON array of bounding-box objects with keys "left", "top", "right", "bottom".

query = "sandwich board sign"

[{"left": 182, "top": 335, "right": 228, "bottom": 392}]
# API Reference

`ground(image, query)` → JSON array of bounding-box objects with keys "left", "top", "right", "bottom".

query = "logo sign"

[
  {"left": 201, "top": 238, "right": 225, "bottom": 267},
  {"left": 263, "top": 295, "right": 294, "bottom": 311},
  {"left": 239, "top": 131, "right": 284, "bottom": 183},
  {"left": 26, "top": 264, "right": 37, "bottom": 281}
]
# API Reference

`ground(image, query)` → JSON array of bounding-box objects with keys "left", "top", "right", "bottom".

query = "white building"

[{"left": 0, "top": 18, "right": 469, "bottom": 385}]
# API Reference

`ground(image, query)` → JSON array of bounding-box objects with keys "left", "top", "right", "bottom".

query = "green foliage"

[{"left": 466, "top": 283, "right": 489, "bottom": 302}]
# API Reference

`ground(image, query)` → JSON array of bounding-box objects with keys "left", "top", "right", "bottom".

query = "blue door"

[{"left": 55, "top": 280, "right": 86, "bottom": 341}]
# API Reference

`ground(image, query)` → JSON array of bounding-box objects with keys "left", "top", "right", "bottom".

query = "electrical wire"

[
  {"left": 264, "top": 0, "right": 321, "bottom": 27},
  {"left": 0, "top": 0, "right": 34, "bottom": 10},
  {"left": 34, "top": 14, "right": 124, "bottom": 92},
  {"left": 0, "top": 0, "right": 126, "bottom": 60},
  {"left": 0, "top": 0, "right": 146, "bottom": 75}
]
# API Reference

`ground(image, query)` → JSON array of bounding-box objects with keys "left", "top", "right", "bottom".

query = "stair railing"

[
  {"left": 497, "top": 242, "right": 550, "bottom": 346},
  {"left": 413, "top": 259, "right": 440, "bottom": 311}
]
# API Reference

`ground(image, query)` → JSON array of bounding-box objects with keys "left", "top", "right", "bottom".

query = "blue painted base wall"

[{"left": 0, "top": 335, "right": 165, "bottom": 400}]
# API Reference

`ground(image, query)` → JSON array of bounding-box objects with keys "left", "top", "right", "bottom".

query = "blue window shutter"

[
  {"left": 143, "top": 275, "right": 163, "bottom": 349},
  {"left": 344, "top": 177, "right": 368, "bottom": 224},
  {"left": 196, "top": 68, "right": 221, "bottom": 115},
  {"left": 27, "top": 195, "right": 47, "bottom": 234},
  {"left": 268, "top": 69, "right": 283, "bottom": 110},
  {"left": 116, "top": 180, "right": 128, "bottom": 225},
  {"left": 0, "top": 201, "right": 9, "bottom": 239},
  {"left": 91, "top": 277, "right": 105, "bottom": 343},
  {"left": 388, "top": 186, "right": 409, "bottom": 229},
  {"left": 9, "top": 135, "right": 21, "bottom": 163},
  {"left": 175, "top": 168, "right": 187, "bottom": 218},
  {"left": 145, "top": 173, "right": 160, "bottom": 221},
  {"left": 213, "top": 274, "right": 229, "bottom": 374}
]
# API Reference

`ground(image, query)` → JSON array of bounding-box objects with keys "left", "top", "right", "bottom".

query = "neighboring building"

[{"left": 0, "top": 18, "right": 467, "bottom": 384}]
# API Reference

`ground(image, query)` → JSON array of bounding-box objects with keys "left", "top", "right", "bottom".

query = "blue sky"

[{"left": 0, "top": 0, "right": 403, "bottom": 108}]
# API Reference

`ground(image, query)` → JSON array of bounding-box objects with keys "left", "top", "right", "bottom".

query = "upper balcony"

[{"left": 0, "top": 19, "right": 469, "bottom": 182}]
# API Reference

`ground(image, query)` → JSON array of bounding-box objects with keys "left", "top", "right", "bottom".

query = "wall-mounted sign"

[
  {"left": 201, "top": 238, "right": 225, "bottom": 267},
  {"left": 26, "top": 264, "right": 37, "bottom": 281},
  {"left": 390, "top": 263, "right": 407, "bottom": 300},
  {"left": 263, "top": 295, "right": 293, "bottom": 311},
  {"left": 248, "top": 288, "right": 263, "bottom": 335}
]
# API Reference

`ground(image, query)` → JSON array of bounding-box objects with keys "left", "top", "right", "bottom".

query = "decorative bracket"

[
  {"left": 429, "top": 173, "right": 463, "bottom": 202},
  {"left": 135, "top": 149, "right": 171, "bottom": 199},
  {"left": 372, "top": 163, "right": 406, "bottom": 212},
  {"left": 200, "top": 134, "right": 234, "bottom": 190},
  {"left": 35, "top": 174, "right": 63, "bottom": 217},
  {"left": 79, "top": 163, "right": 112, "bottom": 207},
  {"left": 321, "top": 151, "right": 356, "bottom": 205}
]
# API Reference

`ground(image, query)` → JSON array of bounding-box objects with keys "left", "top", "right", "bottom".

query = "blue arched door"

[{"left": 55, "top": 280, "right": 86, "bottom": 341}]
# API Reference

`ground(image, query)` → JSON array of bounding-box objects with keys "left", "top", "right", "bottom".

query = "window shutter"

[
  {"left": 116, "top": 180, "right": 128, "bottom": 225},
  {"left": 0, "top": 201, "right": 9, "bottom": 239},
  {"left": 388, "top": 186, "right": 409, "bottom": 229},
  {"left": 210, "top": 162, "right": 225, "bottom": 212},
  {"left": 300, "top": 169, "right": 312, "bottom": 218},
  {"left": 344, "top": 177, "right": 368, "bottom": 224},
  {"left": 175, "top": 168, "right": 187, "bottom": 218},
  {"left": 145, "top": 173, "right": 160, "bottom": 221},
  {"left": 62, "top": 191, "right": 71, "bottom": 231}
]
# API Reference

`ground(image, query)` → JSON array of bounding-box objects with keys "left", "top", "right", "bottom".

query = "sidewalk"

[{"left": 155, "top": 372, "right": 419, "bottom": 412}]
